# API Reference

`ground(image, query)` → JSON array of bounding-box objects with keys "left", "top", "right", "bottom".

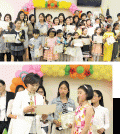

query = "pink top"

[{"left": 74, "top": 103, "right": 94, "bottom": 134}]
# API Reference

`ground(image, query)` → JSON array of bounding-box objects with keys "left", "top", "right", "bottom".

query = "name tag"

[{"left": 68, "top": 107, "right": 73, "bottom": 112}]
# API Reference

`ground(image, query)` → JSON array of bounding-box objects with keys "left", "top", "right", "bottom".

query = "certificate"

[
  {"left": 40, "top": 25, "right": 47, "bottom": 35},
  {"left": 115, "top": 30, "right": 120, "bottom": 35},
  {"left": 64, "top": 47, "right": 71, "bottom": 55},
  {"left": 35, "top": 104, "right": 56, "bottom": 115},
  {"left": 106, "top": 36, "right": 116, "bottom": 45},
  {"left": 74, "top": 39, "right": 83, "bottom": 47},
  {"left": 61, "top": 112, "right": 75, "bottom": 129},
  {"left": 93, "top": 36, "right": 103, "bottom": 44},
  {"left": 53, "top": 25, "right": 63, "bottom": 31},
  {"left": 34, "top": 48, "right": 43, "bottom": 58},
  {"left": 0, "top": 21, "right": 9, "bottom": 30},
  {"left": 87, "top": 27, "right": 94, "bottom": 37},
  {"left": 66, "top": 25, "right": 75, "bottom": 33},
  {"left": 54, "top": 44, "right": 64, "bottom": 54},
  {"left": 3, "top": 34, "right": 16, "bottom": 43},
  {"left": 69, "top": 48, "right": 76, "bottom": 57},
  {"left": 82, "top": 38, "right": 90, "bottom": 45}
]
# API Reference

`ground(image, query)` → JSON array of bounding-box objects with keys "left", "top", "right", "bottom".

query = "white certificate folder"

[{"left": 35, "top": 104, "right": 56, "bottom": 115}]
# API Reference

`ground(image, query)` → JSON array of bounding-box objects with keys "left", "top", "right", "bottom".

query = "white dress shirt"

[
  {"left": 0, "top": 92, "right": 7, "bottom": 121},
  {"left": 93, "top": 105, "right": 109, "bottom": 130}
]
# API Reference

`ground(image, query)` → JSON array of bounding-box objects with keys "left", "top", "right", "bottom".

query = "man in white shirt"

[{"left": 0, "top": 79, "right": 14, "bottom": 132}]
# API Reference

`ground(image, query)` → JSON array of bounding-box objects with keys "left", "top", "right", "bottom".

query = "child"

[
  {"left": 81, "top": 13, "right": 87, "bottom": 21},
  {"left": 0, "top": 27, "right": 6, "bottom": 61},
  {"left": 103, "top": 24, "right": 115, "bottom": 61},
  {"left": 115, "top": 13, "right": 120, "bottom": 25},
  {"left": 92, "top": 27, "right": 103, "bottom": 61},
  {"left": 91, "top": 90, "right": 109, "bottom": 134},
  {"left": 80, "top": 28, "right": 92, "bottom": 61},
  {"left": 56, "top": 29, "right": 66, "bottom": 61},
  {"left": 29, "top": 29, "right": 42, "bottom": 61},
  {"left": 71, "top": 32, "right": 83, "bottom": 62},
  {"left": 11, "top": 73, "right": 47, "bottom": 134},
  {"left": 10, "top": 19, "right": 25, "bottom": 61},
  {"left": 106, "top": 16, "right": 113, "bottom": 26},
  {"left": 64, "top": 33, "right": 72, "bottom": 61},
  {"left": 44, "top": 28, "right": 58, "bottom": 61},
  {"left": 71, "top": 84, "right": 94, "bottom": 134}
]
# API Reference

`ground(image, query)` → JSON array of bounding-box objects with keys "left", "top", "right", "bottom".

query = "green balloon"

[
  {"left": 90, "top": 69, "right": 94, "bottom": 74},
  {"left": 77, "top": 66, "right": 84, "bottom": 74},
  {"left": 65, "top": 65, "right": 70, "bottom": 72},
  {"left": 90, "top": 65, "right": 93, "bottom": 69},
  {"left": 45, "top": 1, "right": 48, "bottom": 7},
  {"left": 65, "top": 71, "right": 69, "bottom": 75},
  {"left": 51, "top": 3, "right": 55, "bottom": 7},
  {"left": 57, "top": 2, "right": 59, "bottom": 6}
]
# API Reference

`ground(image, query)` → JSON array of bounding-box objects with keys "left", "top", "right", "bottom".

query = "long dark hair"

[
  {"left": 93, "top": 90, "right": 104, "bottom": 107},
  {"left": 17, "top": 11, "right": 25, "bottom": 22},
  {"left": 57, "top": 81, "right": 70, "bottom": 98},
  {"left": 112, "top": 23, "right": 119, "bottom": 32}
]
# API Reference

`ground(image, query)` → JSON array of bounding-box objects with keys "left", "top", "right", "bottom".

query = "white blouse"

[
  {"left": 93, "top": 105, "right": 109, "bottom": 130},
  {"left": 7, "top": 99, "right": 14, "bottom": 117}
]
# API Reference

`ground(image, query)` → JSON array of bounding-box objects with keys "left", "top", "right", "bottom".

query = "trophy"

[{"left": 56, "top": 111, "right": 63, "bottom": 131}]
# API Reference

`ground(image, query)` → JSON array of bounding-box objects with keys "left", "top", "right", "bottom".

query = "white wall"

[{"left": 43, "top": 76, "right": 113, "bottom": 134}]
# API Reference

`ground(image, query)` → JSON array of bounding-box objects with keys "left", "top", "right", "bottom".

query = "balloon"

[
  {"left": 10, "top": 84, "right": 16, "bottom": 93},
  {"left": 77, "top": 66, "right": 84, "bottom": 74},
  {"left": 51, "top": 3, "right": 55, "bottom": 6},
  {"left": 15, "top": 70, "right": 21, "bottom": 78},
  {"left": 37, "top": 72, "right": 43, "bottom": 77},
  {"left": 22, "top": 65, "right": 33, "bottom": 72},
  {"left": 32, "top": 65, "right": 41, "bottom": 71},
  {"left": 29, "top": 70, "right": 36, "bottom": 74},
  {"left": 19, "top": 71, "right": 29, "bottom": 78},
  {"left": 65, "top": 71, "right": 69, "bottom": 75},
  {"left": 89, "top": 68, "right": 94, "bottom": 74},
  {"left": 65, "top": 65, "right": 70, "bottom": 72}
]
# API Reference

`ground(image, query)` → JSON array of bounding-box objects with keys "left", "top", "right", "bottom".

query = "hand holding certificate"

[
  {"left": 35, "top": 104, "right": 56, "bottom": 115},
  {"left": 0, "top": 21, "right": 9, "bottom": 30},
  {"left": 54, "top": 44, "right": 64, "bottom": 54},
  {"left": 82, "top": 38, "right": 90, "bottom": 45},
  {"left": 3, "top": 34, "right": 16, "bottom": 43},
  {"left": 106, "top": 36, "right": 116, "bottom": 45},
  {"left": 93, "top": 36, "right": 103, "bottom": 44},
  {"left": 61, "top": 112, "right": 75, "bottom": 129},
  {"left": 74, "top": 39, "right": 83, "bottom": 47}
]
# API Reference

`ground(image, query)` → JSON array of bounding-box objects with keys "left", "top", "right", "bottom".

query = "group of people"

[
  {"left": 0, "top": 73, "right": 109, "bottom": 134},
  {"left": 0, "top": 10, "right": 120, "bottom": 62}
]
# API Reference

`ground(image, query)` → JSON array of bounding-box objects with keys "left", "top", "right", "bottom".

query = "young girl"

[
  {"left": 7, "top": 85, "right": 25, "bottom": 134},
  {"left": 111, "top": 23, "right": 120, "bottom": 61},
  {"left": 48, "top": 81, "right": 76, "bottom": 134},
  {"left": 71, "top": 32, "right": 83, "bottom": 62},
  {"left": 29, "top": 29, "right": 42, "bottom": 61},
  {"left": 80, "top": 28, "right": 92, "bottom": 61},
  {"left": 10, "top": 19, "right": 25, "bottom": 61},
  {"left": 103, "top": 24, "right": 115, "bottom": 61},
  {"left": 53, "top": 17, "right": 63, "bottom": 31},
  {"left": 37, "top": 86, "right": 50, "bottom": 134},
  {"left": 11, "top": 73, "right": 47, "bottom": 134},
  {"left": 91, "top": 90, "right": 109, "bottom": 134},
  {"left": 17, "top": 11, "right": 29, "bottom": 61},
  {"left": 73, "top": 15, "right": 80, "bottom": 30},
  {"left": 71, "top": 84, "right": 94, "bottom": 134},
  {"left": 35, "top": 13, "right": 48, "bottom": 61},
  {"left": 44, "top": 28, "right": 58, "bottom": 61},
  {"left": 92, "top": 27, "right": 103, "bottom": 61},
  {"left": 93, "top": 18, "right": 101, "bottom": 30}
]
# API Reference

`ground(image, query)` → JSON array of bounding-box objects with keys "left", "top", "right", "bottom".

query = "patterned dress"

[
  {"left": 44, "top": 37, "right": 58, "bottom": 61},
  {"left": 74, "top": 104, "right": 94, "bottom": 134}
]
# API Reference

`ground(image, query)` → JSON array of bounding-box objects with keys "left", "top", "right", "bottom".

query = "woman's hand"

[
  {"left": 42, "top": 114, "right": 48, "bottom": 120},
  {"left": 68, "top": 123, "right": 72, "bottom": 128},
  {"left": 53, "top": 120, "right": 61, "bottom": 127},
  {"left": 97, "top": 128, "right": 105, "bottom": 134},
  {"left": 23, "top": 105, "right": 36, "bottom": 113}
]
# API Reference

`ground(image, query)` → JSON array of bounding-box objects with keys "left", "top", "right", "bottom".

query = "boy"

[
  {"left": 56, "top": 29, "right": 66, "bottom": 61},
  {"left": 29, "top": 29, "right": 42, "bottom": 61}
]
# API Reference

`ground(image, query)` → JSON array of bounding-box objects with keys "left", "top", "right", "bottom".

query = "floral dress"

[
  {"left": 44, "top": 37, "right": 58, "bottom": 61},
  {"left": 74, "top": 104, "right": 94, "bottom": 134}
]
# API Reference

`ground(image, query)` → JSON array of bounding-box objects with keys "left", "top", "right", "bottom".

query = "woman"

[
  {"left": 58, "top": 13, "right": 66, "bottom": 26},
  {"left": 35, "top": 13, "right": 48, "bottom": 61},
  {"left": 11, "top": 73, "right": 47, "bottom": 134},
  {"left": 28, "top": 14, "right": 36, "bottom": 61},
  {"left": 37, "top": 86, "right": 50, "bottom": 134},
  {"left": 7, "top": 85, "right": 25, "bottom": 134},
  {"left": 48, "top": 81, "right": 76, "bottom": 134},
  {"left": 91, "top": 90, "right": 109, "bottom": 134},
  {"left": 17, "top": 11, "right": 29, "bottom": 61},
  {"left": 46, "top": 14, "right": 54, "bottom": 29}
]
